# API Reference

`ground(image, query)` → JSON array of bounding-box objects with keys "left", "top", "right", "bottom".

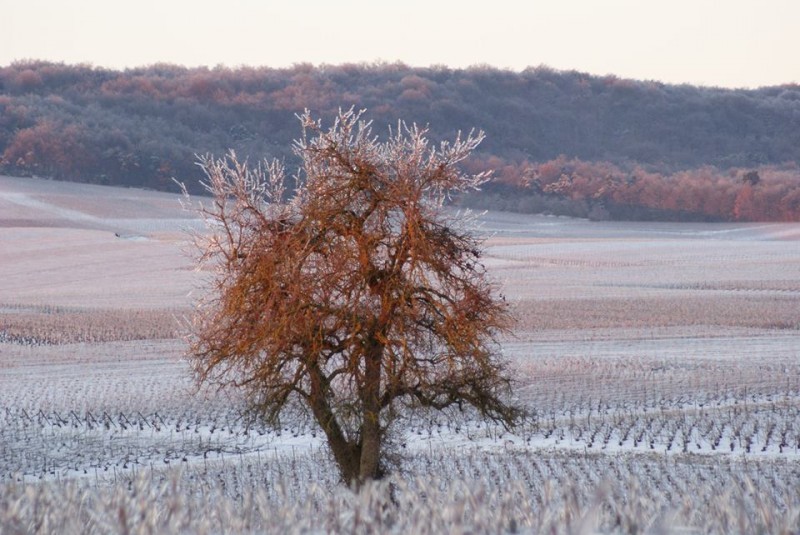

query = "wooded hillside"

[{"left": 2, "top": 61, "right": 799, "bottom": 221}]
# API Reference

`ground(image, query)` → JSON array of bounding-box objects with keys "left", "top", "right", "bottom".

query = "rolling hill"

[{"left": 1, "top": 61, "right": 799, "bottom": 221}]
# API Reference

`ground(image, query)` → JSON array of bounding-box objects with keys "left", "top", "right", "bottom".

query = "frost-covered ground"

[{"left": 1, "top": 175, "right": 799, "bottom": 533}]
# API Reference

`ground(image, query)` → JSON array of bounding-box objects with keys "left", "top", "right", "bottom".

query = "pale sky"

[{"left": 3, "top": 0, "right": 798, "bottom": 88}]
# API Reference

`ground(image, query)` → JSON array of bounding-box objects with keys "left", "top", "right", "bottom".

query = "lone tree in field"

[{"left": 185, "top": 109, "right": 520, "bottom": 485}]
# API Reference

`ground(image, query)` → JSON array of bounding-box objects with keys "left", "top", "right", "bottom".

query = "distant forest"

[{"left": 1, "top": 61, "right": 799, "bottom": 221}]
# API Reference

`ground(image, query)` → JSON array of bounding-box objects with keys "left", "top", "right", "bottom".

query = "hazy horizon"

[{"left": 4, "top": 0, "right": 799, "bottom": 89}]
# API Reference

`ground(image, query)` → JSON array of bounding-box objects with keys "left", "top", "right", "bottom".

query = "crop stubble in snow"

[{"left": 1, "top": 175, "right": 799, "bottom": 533}]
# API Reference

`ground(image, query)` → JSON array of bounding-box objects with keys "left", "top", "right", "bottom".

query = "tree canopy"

[{"left": 183, "top": 109, "right": 521, "bottom": 485}]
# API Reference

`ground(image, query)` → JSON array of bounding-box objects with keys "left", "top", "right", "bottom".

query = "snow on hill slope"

[{"left": 0, "top": 175, "right": 203, "bottom": 308}]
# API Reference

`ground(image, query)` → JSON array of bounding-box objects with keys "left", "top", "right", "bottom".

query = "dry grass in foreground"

[{"left": 1, "top": 449, "right": 798, "bottom": 535}]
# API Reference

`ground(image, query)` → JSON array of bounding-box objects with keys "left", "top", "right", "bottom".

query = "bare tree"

[{"left": 183, "top": 109, "right": 521, "bottom": 486}]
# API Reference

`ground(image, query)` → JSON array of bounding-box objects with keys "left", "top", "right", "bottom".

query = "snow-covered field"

[{"left": 1, "top": 175, "right": 799, "bottom": 533}]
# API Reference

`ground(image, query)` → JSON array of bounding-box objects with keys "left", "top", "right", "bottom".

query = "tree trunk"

[
  {"left": 307, "top": 361, "right": 361, "bottom": 484},
  {"left": 359, "top": 408, "right": 381, "bottom": 482},
  {"left": 358, "top": 337, "right": 383, "bottom": 483}
]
